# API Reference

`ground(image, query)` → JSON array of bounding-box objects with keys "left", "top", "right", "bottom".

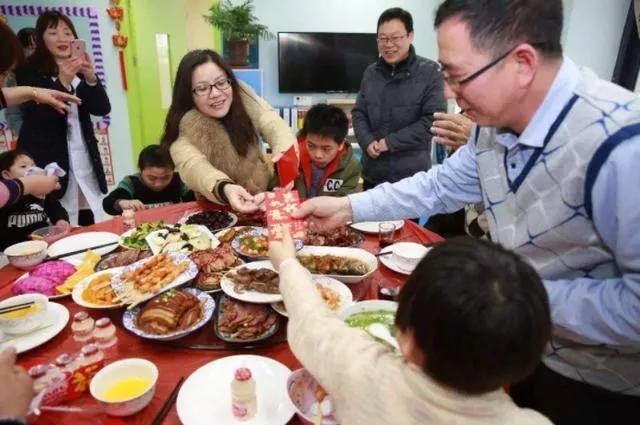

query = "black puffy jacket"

[{"left": 352, "top": 46, "right": 446, "bottom": 185}]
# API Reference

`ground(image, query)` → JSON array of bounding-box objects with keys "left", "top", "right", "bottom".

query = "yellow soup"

[
  {"left": 103, "top": 377, "right": 151, "bottom": 402},
  {"left": 1, "top": 304, "right": 41, "bottom": 319}
]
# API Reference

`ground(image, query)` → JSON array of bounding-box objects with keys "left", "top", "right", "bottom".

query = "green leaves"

[{"left": 204, "top": 0, "right": 274, "bottom": 42}]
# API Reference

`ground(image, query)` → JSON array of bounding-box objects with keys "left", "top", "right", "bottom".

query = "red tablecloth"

[{"left": 0, "top": 201, "right": 443, "bottom": 425}]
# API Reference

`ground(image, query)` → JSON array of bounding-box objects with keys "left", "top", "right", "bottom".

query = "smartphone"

[{"left": 70, "top": 39, "right": 86, "bottom": 58}]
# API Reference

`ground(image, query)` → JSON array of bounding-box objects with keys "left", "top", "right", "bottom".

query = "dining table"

[{"left": 0, "top": 201, "right": 443, "bottom": 425}]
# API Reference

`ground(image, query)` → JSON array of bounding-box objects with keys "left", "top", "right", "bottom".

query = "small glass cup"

[
  {"left": 377, "top": 281, "right": 400, "bottom": 301},
  {"left": 378, "top": 222, "right": 396, "bottom": 248}
]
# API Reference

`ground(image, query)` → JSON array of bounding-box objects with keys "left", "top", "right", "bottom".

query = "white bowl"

[
  {"left": 339, "top": 300, "right": 399, "bottom": 321},
  {"left": 391, "top": 242, "right": 429, "bottom": 270},
  {"left": 90, "top": 358, "right": 158, "bottom": 417},
  {"left": 0, "top": 293, "right": 49, "bottom": 335},
  {"left": 4, "top": 241, "right": 48, "bottom": 270},
  {"left": 287, "top": 368, "right": 338, "bottom": 425}
]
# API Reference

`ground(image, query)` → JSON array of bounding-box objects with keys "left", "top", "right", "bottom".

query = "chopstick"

[
  {"left": 376, "top": 242, "right": 439, "bottom": 257},
  {"left": 151, "top": 376, "right": 185, "bottom": 425},
  {"left": 46, "top": 241, "right": 119, "bottom": 261},
  {"left": 0, "top": 301, "right": 34, "bottom": 315}
]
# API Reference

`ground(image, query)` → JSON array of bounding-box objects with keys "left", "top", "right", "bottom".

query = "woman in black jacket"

[{"left": 16, "top": 10, "right": 111, "bottom": 225}]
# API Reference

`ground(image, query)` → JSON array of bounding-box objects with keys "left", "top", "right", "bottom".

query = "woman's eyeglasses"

[{"left": 192, "top": 78, "right": 232, "bottom": 96}]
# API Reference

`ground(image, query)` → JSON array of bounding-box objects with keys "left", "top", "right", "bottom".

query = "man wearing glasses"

[
  {"left": 296, "top": 1, "right": 640, "bottom": 423},
  {"left": 352, "top": 7, "right": 446, "bottom": 190}
]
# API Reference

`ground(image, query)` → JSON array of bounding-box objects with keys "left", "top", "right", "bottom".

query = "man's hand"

[
  {"left": 269, "top": 228, "right": 297, "bottom": 270},
  {"left": 118, "top": 199, "right": 146, "bottom": 212},
  {"left": 366, "top": 141, "right": 381, "bottom": 159},
  {"left": 431, "top": 112, "right": 473, "bottom": 150},
  {"left": 224, "top": 184, "right": 259, "bottom": 213},
  {"left": 292, "top": 196, "right": 353, "bottom": 233},
  {"left": 376, "top": 138, "right": 389, "bottom": 153},
  {"left": 0, "top": 347, "right": 35, "bottom": 421}
]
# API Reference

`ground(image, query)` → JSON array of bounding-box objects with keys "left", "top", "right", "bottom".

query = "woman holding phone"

[{"left": 16, "top": 10, "right": 111, "bottom": 225}]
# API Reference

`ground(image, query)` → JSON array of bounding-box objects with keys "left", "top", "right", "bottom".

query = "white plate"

[
  {"left": 12, "top": 272, "right": 70, "bottom": 300},
  {"left": 271, "top": 276, "right": 354, "bottom": 317},
  {"left": 47, "top": 232, "right": 120, "bottom": 265},
  {"left": 295, "top": 246, "right": 378, "bottom": 284},
  {"left": 110, "top": 252, "right": 198, "bottom": 305},
  {"left": 378, "top": 243, "right": 432, "bottom": 275},
  {"left": 349, "top": 220, "right": 404, "bottom": 234},
  {"left": 144, "top": 224, "right": 220, "bottom": 255},
  {"left": 71, "top": 268, "right": 125, "bottom": 309},
  {"left": 1, "top": 302, "right": 69, "bottom": 354},
  {"left": 177, "top": 354, "right": 295, "bottom": 425},
  {"left": 220, "top": 261, "right": 281, "bottom": 304}
]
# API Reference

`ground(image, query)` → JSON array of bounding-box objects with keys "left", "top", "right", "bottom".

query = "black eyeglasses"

[
  {"left": 440, "top": 45, "right": 518, "bottom": 91},
  {"left": 192, "top": 78, "right": 232, "bottom": 97}
]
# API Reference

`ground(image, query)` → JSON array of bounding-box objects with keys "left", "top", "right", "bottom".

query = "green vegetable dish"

[
  {"left": 121, "top": 221, "right": 167, "bottom": 250},
  {"left": 345, "top": 309, "right": 396, "bottom": 335}
]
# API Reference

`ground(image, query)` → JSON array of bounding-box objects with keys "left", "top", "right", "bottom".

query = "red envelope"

[{"left": 264, "top": 189, "right": 307, "bottom": 241}]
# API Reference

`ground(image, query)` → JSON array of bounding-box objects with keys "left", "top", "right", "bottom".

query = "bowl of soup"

[
  {"left": 0, "top": 293, "right": 49, "bottom": 335},
  {"left": 90, "top": 358, "right": 158, "bottom": 416},
  {"left": 4, "top": 240, "right": 49, "bottom": 270},
  {"left": 340, "top": 300, "right": 399, "bottom": 350}
]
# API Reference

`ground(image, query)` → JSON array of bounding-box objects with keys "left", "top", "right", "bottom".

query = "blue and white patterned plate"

[
  {"left": 231, "top": 227, "right": 303, "bottom": 261},
  {"left": 214, "top": 294, "right": 279, "bottom": 343},
  {"left": 122, "top": 288, "right": 215, "bottom": 341},
  {"left": 110, "top": 252, "right": 198, "bottom": 305}
]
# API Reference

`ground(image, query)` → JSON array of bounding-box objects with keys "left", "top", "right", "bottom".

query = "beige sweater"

[
  {"left": 280, "top": 260, "right": 553, "bottom": 425},
  {"left": 169, "top": 81, "right": 298, "bottom": 204}
]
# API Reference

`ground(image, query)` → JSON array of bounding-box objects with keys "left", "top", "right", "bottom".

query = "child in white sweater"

[{"left": 270, "top": 234, "right": 553, "bottom": 424}]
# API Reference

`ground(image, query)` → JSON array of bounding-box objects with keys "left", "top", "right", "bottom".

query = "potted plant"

[{"left": 204, "top": 0, "right": 274, "bottom": 67}]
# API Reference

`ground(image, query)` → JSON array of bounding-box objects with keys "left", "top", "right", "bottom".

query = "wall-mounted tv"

[{"left": 278, "top": 32, "right": 379, "bottom": 93}]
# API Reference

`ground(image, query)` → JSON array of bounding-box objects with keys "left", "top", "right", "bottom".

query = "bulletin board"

[{"left": 0, "top": 4, "right": 115, "bottom": 185}]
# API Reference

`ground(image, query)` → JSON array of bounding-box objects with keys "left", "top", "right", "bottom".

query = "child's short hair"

[
  {"left": 395, "top": 237, "right": 550, "bottom": 395},
  {"left": 299, "top": 104, "right": 349, "bottom": 144},
  {"left": 0, "top": 149, "right": 30, "bottom": 173},
  {"left": 137, "top": 145, "right": 174, "bottom": 170}
]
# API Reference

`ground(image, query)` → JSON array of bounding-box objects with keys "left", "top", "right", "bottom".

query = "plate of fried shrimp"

[{"left": 110, "top": 252, "right": 198, "bottom": 306}]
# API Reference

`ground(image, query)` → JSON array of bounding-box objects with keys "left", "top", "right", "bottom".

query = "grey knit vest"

[{"left": 476, "top": 68, "right": 640, "bottom": 395}]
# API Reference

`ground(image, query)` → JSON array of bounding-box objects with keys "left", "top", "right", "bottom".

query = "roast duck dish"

[
  {"left": 189, "top": 245, "right": 242, "bottom": 291},
  {"left": 228, "top": 267, "right": 279, "bottom": 294},
  {"left": 136, "top": 289, "right": 203, "bottom": 335},
  {"left": 218, "top": 297, "right": 277, "bottom": 340}
]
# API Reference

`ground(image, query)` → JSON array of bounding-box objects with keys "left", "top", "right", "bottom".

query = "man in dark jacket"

[{"left": 352, "top": 7, "right": 446, "bottom": 189}]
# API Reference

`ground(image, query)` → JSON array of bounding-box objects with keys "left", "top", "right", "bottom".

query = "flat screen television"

[{"left": 278, "top": 32, "right": 379, "bottom": 93}]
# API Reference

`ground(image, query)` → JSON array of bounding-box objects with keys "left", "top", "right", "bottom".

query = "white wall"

[
  {"left": 250, "top": 0, "right": 630, "bottom": 106},
  {"left": 562, "top": 0, "right": 629, "bottom": 79}
]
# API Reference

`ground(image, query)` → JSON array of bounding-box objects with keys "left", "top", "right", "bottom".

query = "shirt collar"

[{"left": 497, "top": 57, "right": 580, "bottom": 149}]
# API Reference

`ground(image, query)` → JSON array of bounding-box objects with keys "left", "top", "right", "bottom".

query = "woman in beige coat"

[{"left": 161, "top": 49, "right": 297, "bottom": 212}]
